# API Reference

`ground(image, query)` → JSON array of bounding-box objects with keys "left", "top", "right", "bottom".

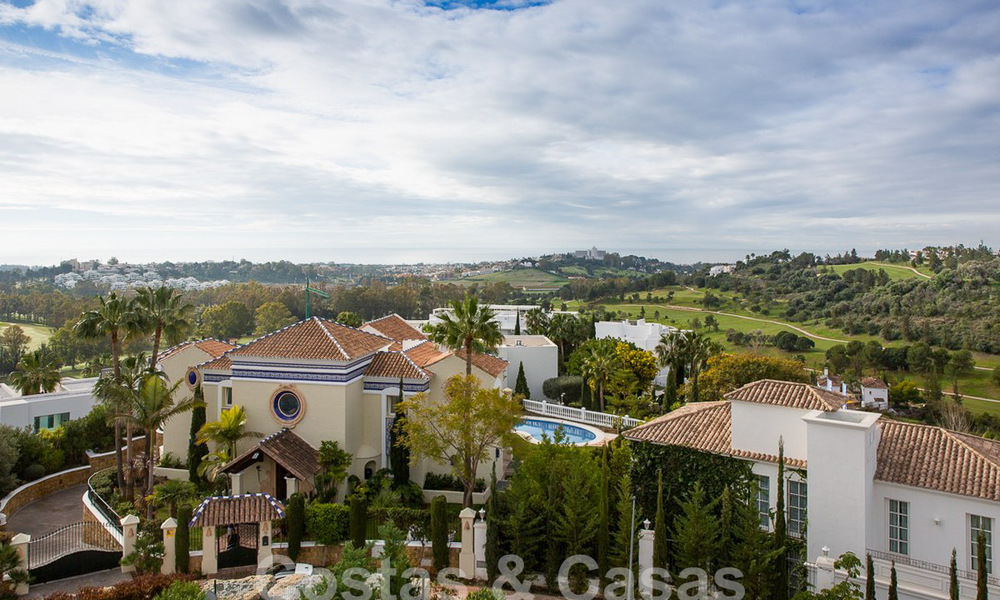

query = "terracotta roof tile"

[
  {"left": 222, "top": 428, "right": 321, "bottom": 482},
  {"left": 199, "top": 354, "right": 232, "bottom": 371},
  {"left": 876, "top": 420, "right": 1000, "bottom": 502},
  {"left": 725, "top": 379, "right": 845, "bottom": 411},
  {"left": 228, "top": 317, "right": 391, "bottom": 361},
  {"left": 623, "top": 401, "right": 807, "bottom": 468},
  {"left": 404, "top": 341, "right": 452, "bottom": 368},
  {"left": 455, "top": 349, "right": 508, "bottom": 378},
  {"left": 363, "top": 314, "right": 427, "bottom": 343},
  {"left": 190, "top": 493, "right": 285, "bottom": 528},
  {"left": 860, "top": 377, "right": 888, "bottom": 389},
  {"left": 158, "top": 339, "right": 236, "bottom": 363},
  {"left": 364, "top": 351, "right": 431, "bottom": 380}
]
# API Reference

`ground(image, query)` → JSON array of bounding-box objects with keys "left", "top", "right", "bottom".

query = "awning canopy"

[{"left": 189, "top": 493, "right": 285, "bottom": 527}]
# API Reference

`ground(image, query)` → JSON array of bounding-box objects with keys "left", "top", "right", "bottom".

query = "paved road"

[
  {"left": 24, "top": 568, "right": 131, "bottom": 598},
  {"left": 6, "top": 485, "right": 86, "bottom": 537}
]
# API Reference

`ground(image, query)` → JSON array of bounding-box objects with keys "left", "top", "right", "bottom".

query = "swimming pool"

[{"left": 515, "top": 417, "right": 599, "bottom": 445}]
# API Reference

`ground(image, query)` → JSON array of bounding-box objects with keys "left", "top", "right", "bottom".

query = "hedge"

[{"left": 306, "top": 503, "right": 351, "bottom": 545}]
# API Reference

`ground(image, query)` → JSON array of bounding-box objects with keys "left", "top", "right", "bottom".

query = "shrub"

[
  {"left": 542, "top": 376, "right": 585, "bottom": 404},
  {"left": 22, "top": 464, "right": 45, "bottom": 481},
  {"left": 466, "top": 590, "right": 505, "bottom": 600},
  {"left": 72, "top": 574, "right": 195, "bottom": 600},
  {"left": 306, "top": 502, "right": 351, "bottom": 545},
  {"left": 368, "top": 507, "right": 430, "bottom": 540},
  {"left": 153, "top": 581, "right": 204, "bottom": 600},
  {"left": 430, "top": 496, "right": 449, "bottom": 573},
  {"left": 424, "top": 472, "right": 486, "bottom": 492}
]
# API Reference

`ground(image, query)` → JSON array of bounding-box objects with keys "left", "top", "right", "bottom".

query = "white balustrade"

[{"left": 523, "top": 398, "right": 642, "bottom": 429}]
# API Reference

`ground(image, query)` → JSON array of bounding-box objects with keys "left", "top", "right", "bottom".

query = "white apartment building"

[
  {"left": 0, "top": 377, "right": 99, "bottom": 432},
  {"left": 496, "top": 335, "right": 558, "bottom": 401},
  {"left": 429, "top": 304, "right": 539, "bottom": 334},
  {"left": 625, "top": 379, "right": 1000, "bottom": 600}
]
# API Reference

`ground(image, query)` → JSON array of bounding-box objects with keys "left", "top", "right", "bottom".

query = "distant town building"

[
  {"left": 817, "top": 368, "right": 848, "bottom": 395},
  {"left": 572, "top": 246, "right": 607, "bottom": 260},
  {"left": 860, "top": 376, "right": 890, "bottom": 410},
  {"left": 709, "top": 264, "right": 735, "bottom": 276}
]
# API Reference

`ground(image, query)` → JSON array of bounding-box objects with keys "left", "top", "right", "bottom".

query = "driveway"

[
  {"left": 6, "top": 485, "right": 87, "bottom": 537},
  {"left": 24, "top": 568, "right": 131, "bottom": 598}
]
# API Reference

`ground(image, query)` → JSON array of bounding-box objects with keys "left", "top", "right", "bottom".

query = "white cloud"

[{"left": 0, "top": 0, "right": 998, "bottom": 264}]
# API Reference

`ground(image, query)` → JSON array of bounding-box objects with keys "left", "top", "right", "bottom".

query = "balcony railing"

[
  {"left": 867, "top": 548, "right": 1000, "bottom": 587},
  {"left": 522, "top": 399, "right": 642, "bottom": 430}
]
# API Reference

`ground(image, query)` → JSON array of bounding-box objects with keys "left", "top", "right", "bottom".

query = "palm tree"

[
  {"left": 524, "top": 307, "right": 549, "bottom": 336},
  {"left": 656, "top": 330, "right": 688, "bottom": 385},
  {"left": 581, "top": 342, "right": 617, "bottom": 411},
  {"left": 9, "top": 349, "right": 61, "bottom": 396},
  {"left": 149, "top": 479, "right": 198, "bottom": 519},
  {"left": 685, "top": 332, "right": 724, "bottom": 403},
  {"left": 75, "top": 292, "right": 142, "bottom": 490},
  {"left": 423, "top": 294, "right": 503, "bottom": 376},
  {"left": 134, "top": 286, "right": 194, "bottom": 373},
  {"left": 196, "top": 405, "right": 260, "bottom": 463}
]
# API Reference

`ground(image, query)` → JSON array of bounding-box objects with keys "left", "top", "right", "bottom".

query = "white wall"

[
  {"left": 0, "top": 387, "right": 97, "bottom": 431},
  {"left": 595, "top": 319, "right": 677, "bottom": 352},
  {"left": 730, "top": 400, "right": 811, "bottom": 462},
  {"left": 803, "top": 409, "right": 880, "bottom": 561},
  {"left": 497, "top": 336, "right": 558, "bottom": 401}
]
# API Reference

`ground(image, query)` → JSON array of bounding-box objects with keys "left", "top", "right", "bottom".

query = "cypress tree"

[
  {"left": 545, "top": 477, "right": 561, "bottom": 592},
  {"left": 176, "top": 504, "right": 191, "bottom": 574},
  {"left": 718, "top": 487, "right": 734, "bottom": 568},
  {"left": 514, "top": 363, "right": 530, "bottom": 399},
  {"left": 773, "top": 438, "right": 787, "bottom": 600},
  {"left": 889, "top": 561, "right": 899, "bottom": 600},
  {"left": 389, "top": 380, "right": 410, "bottom": 487},
  {"left": 187, "top": 386, "right": 207, "bottom": 483},
  {"left": 431, "top": 496, "right": 450, "bottom": 573},
  {"left": 286, "top": 493, "right": 305, "bottom": 561},
  {"left": 514, "top": 312, "right": 521, "bottom": 335},
  {"left": 653, "top": 470, "right": 669, "bottom": 570},
  {"left": 672, "top": 483, "right": 719, "bottom": 573},
  {"left": 350, "top": 495, "right": 368, "bottom": 549},
  {"left": 485, "top": 471, "right": 502, "bottom": 582},
  {"left": 950, "top": 548, "right": 959, "bottom": 600},
  {"left": 865, "top": 553, "right": 876, "bottom": 600},
  {"left": 977, "top": 533, "right": 988, "bottom": 600},
  {"left": 598, "top": 446, "right": 610, "bottom": 583}
]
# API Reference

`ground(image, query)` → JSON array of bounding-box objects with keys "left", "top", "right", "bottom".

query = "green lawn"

[
  {"left": 824, "top": 262, "right": 932, "bottom": 281},
  {"left": 0, "top": 321, "right": 55, "bottom": 351},
  {"left": 460, "top": 267, "right": 569, "bottom": 290}
]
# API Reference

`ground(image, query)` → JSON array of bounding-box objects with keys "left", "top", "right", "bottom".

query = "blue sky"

[{"left": 0, "top": 0, "right": 998, "bottom": 265}]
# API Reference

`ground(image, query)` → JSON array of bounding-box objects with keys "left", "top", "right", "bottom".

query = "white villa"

[
  {"left": 158, "top": 315, "right": 508, "bottom": 499},
  {"left": 428, "top": 304, "right": 539, "bottom": 334},
  {"left": 625, "top": 379, "right": 1000, "bottom": 600},
  {"left": 595, "top": 318, "right": 678, "bottom": 352},
  {"left": 0, "top": 377, "right": 98, "bottom": 432},
  {"left": 496, "top": 334, "right": 558, "bottom": 400}
]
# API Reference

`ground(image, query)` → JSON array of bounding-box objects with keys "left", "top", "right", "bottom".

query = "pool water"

[{"left": 515, "top": 418, "right": 597, "bottom": 444}]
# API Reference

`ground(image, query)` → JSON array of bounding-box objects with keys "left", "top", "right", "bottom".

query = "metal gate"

[
  {"left": 218, "top": 523, "right": 258, "bottom": 569},
  {"left": 28, "top": 521, "right": 122, "bottom": 583}
]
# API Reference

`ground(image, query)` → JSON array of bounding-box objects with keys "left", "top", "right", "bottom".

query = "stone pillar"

[
  {"left": 231, "top": 472, "right": 243, "bottom": 496},
  {"left": 458, "top": 507, "right": 476, "bottom": 579},
  {"left": 10, "top": 533, "right": 29, "bottom": 596},
  {"left": 638, "top": 522, "right": 654, "bottom": 599},
  {"left": 161, "top": 518, "right": 177, "bottom": 575},
  {"left": 121, "top": 515, "right": 141, "bottom": 574},
  {"left": 473, "top": 509, "right": 487, "bottom": 580},
  {"left": 285, "top": 476, "right": 298, "bottom": 499},
  {"left": 814, "top": 547, "right": 836, "bottom": 593},
  {"left": 258, "top": 520, "right": 273, "bottom": 566},
  {"left": 202, "top": 526, "right": 218, "bottom": 575}
]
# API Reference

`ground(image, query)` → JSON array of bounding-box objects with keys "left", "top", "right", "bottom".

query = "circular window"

[
  {"left": 185, "top": 368, "right": 201, "bottom": 389},
  {"left": 273, "top": 390, "right": 302, "bottom": 422}
]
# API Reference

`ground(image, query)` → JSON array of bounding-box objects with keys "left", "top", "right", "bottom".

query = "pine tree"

[
  {"left": 773, "top": 438, "right": 788, "bottom": 600},
  {"left": 187, "top": 386, "right": 207, "bottom": 483},
  {"left": 286, "top": 493, "right": 305, "bottom": 561},
  {"left": 431, "top": 496, "right": 449, "bottom": 573},
  {"left": 977, "top": 533, "right": 989, "bottom": 600},
  {"left": 612, "top": 471, "right": 638, "bottom": 569},
  {"left": 950, "top": 548, "right": 960, "bottom": 600},
  {"left": 653, "top": 470, "right": 669, "bottom": 570},
  {"left": 866, "top": 553, "right": 876, "bottom": 600},
  {"left": 350, "top": 495, "right": 368, "bottom": 549},
  {"left": 672, "top": 483, "right": 719, "bottom": 573},
  {"left": 176, "top": 504, "right": 191, "bottom": 574},
  {"left": 515, "top": 362, "right": 530, "bottom": 399},
  {"left": 731, "top": 486, "right": 779, "bottom": 600},
  {"left": 889, "top": 561, "right": 899, "bottom": 600}
]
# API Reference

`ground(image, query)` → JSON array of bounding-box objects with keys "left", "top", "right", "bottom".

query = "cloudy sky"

[{"left": 1, "top": 0, "right": 998, "bottom": 265}]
